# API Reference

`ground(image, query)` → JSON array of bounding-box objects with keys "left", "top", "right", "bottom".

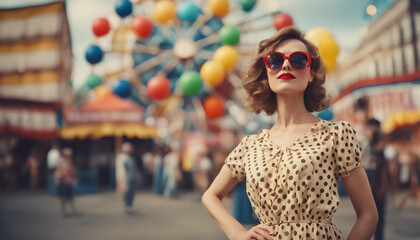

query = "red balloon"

[
  {"left": 131, "top": 16, "right": 153, "bottom": 39},
  {"left": 204, "top": 96, "right": 225, "bottom": 119},
  {"left": 147, "top": 76, "right": 171, "bottom": 100},
  {"left": 274, "top": 13, "right": 293, "bottom": 30},
  {"left": 92, "top": 17, "right": 110, "bottom": 37}
]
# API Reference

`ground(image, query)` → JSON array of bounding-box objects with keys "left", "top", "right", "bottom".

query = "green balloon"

[
  {"left": 86, "top": 74, "right": 102, "bottom": 89},
  {"left": 240, "top": 0, "right": 255, "bottom": 12},
  {"left": 219, "top": 25, "right": 240, "bottom": 46},
  {"left": 179, "top": 71, "right": 202, "bottom": 96}
]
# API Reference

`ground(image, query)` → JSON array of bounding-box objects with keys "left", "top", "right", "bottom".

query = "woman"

[{"left": 202, "top": 26, "right": 378, "bottom": 240}]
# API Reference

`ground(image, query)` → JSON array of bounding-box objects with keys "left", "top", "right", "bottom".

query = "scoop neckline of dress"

[{"left": 264, "top": 119, "right": 325, "bottom": 150}]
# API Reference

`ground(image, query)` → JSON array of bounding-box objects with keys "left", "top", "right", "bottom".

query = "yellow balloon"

[
  {"left": 305, "top": 28, "right": 334, "bottom": 46},
  {"left": 214, "top": 46, "right": 238, "bottom": 72},
  {"left": 209, "top": 0, "right": 230, "bottom": 18},
  {"left": 94, "top": 85, "right": 111, "bottom": 99},
  {"left": 200, "top": 60, "right": 225, "bottom": 86},
  {"left": 318, "top": 37, "right": 340, "bottom": 59},
  {"left": 153, "top": 0, "right": 176, "bottom": 24}
]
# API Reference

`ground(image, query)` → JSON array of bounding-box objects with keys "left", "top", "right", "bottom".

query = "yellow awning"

[
  {"left": 383, "top": 109, "right": 420, "bottom": 134},
  {"left": 59, "top": 123, "right": 157, "bottom": 140}
]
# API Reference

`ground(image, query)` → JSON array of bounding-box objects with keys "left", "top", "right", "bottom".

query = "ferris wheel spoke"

[
  {"left": 184, "top": 59, "right": 194, "bottom": 72},
  {"left": 236, "top": 13, "right": 274, "bottom": 26},
  {"left": 132, "top": 44, "right": 163, "bottom": 55},
  {"left": 186, "top": 13, "right": 213, "bottom": 38},
  {"left": 195, "top": 34, "right": 219, "bottom": 49},
  {"left": 133, "top": 50, "right": 174, "bottom": 74},
  {"left": 173, "top": 17, "right": 184, "bottom": 38},
  {"left": 158, "top": 57, "right": 179, "bottom": 76},
  {"left": 192, "top": 98, "right": 207, "bottom": 129},
  {"left": 239, "top": 22, "right": 274, "bottom": 34},
  {"left": 196, "top": 50, "right": 214, "bottom": 60}
]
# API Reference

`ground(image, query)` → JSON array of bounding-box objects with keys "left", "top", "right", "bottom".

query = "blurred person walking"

[
  {"left": 163, "top": 143, "right": 181, "bottom": 198},
  {"left": 54, "top": 148, "right": 78, "bottom": 217},
  {"left": 364, "top": 118, "right": 389, "bottom": 240},
  {"left": 25, "top": 149, "right": 40, "bottom": 190},
  {"left": 47, "top": 143, "right": 60, "bottom": 176},
  {"left": 116, "top": 142, "right": 140, "bottom": 214},
  {"left": 152, "top": 146, "right": 164, "bottom": 195}
]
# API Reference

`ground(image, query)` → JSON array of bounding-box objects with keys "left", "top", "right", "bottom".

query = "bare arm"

[
  {"left": 342, "top": 167, "right": 378, "bottom": 240},
  {"left": 202, "top": 165, "right": 275, "bottom": 240}
]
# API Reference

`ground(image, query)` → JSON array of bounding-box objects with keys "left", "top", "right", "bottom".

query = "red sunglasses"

[{"left": 263, "top": 51, "right": 312, "bottom": 70}]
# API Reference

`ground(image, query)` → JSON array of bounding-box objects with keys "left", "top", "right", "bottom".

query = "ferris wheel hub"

[{"left": 173, "top": 38, "right": 197, "bottom": 59}]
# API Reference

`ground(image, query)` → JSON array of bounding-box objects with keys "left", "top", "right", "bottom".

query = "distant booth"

[
  {"left": 56, "top": 93, "right": 157, "bottom": 193},
  {"left": 0, "top": 1, "right": 73, "bottom": 190}
]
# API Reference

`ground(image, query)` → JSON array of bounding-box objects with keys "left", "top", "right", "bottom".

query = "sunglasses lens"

[
  {"left": 290, "top": 53, "right": 309, "bottom": 69},
  {"left": 267, "top": 53, "right": 284, "bottom": 69}
]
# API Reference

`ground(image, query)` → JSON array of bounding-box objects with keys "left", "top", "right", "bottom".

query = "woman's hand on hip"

[{"left": 236, "top": 224, "right": 277, "bottom": 240}]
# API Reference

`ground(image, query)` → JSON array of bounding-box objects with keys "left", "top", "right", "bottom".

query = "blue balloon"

[
  {"left": 113, "top": 79, "right": 131, "bottom": 98},
  {"left": 177, "top": 1, "right": 201, "bottom": 23},
  {"left": 115, "top": 0, "right": 132, "bottom": 18},
  {"left": 85, "top": 45, "right": 103, "bottom": 64},
  {"left": 317, "top": 108, "right": 334, "bottom": 121}
]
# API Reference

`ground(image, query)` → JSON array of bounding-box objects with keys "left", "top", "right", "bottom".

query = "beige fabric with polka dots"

[{"left": 225, "top": 120, "right": 363, "bottom": 240}]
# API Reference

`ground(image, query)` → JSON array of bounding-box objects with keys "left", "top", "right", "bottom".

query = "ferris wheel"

[{"left": 82, "top": 0, "right": 301, "bottom": 138}]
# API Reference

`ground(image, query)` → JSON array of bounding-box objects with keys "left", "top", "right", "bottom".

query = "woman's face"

[{"left": 265, "top": 39, "right": 313, "bottom": 95}]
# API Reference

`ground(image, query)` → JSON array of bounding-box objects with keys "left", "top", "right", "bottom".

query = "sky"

[{"left": 0, "top": 0, "right": 379, "bottom": 89}]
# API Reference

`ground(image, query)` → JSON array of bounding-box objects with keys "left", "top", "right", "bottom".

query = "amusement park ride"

[{"left": 79, "top": 0, "right": 339, "bottom": 141}]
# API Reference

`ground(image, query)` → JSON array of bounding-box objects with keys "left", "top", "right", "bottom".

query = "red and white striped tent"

[{"left": 0, "top": 1, "right": 72, "bottom": 140}]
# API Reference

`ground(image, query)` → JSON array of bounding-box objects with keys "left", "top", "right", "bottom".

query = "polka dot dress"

[{"left": 225, "top": 120, "right": 363, "bottom": 240}]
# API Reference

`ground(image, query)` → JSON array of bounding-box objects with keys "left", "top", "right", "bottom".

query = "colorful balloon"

[
  {"left": 147, "top": 76, "right": 171, "bottom": 100},
  {"left": 112, "top": 79, "right": 131, "bottom": 98},
  {"left": 85, "top": 45, "right": 103, "bottom": 64},
  {"left": 214, "top": 46, "right": 238, "bottom": 72},
  {"left": 178, "top": 1, "right": 201, "bottom": 22},
  {"left": 209, "top": 0, "right": 230, "bottom": 18},
  {"left": 200, "top": 60, "right": 225, "bottom": 86},
  {"left": 179, "top": 71, "right": 203, "bottom": 96},
  {"left": 317, "top": 37, "right": 340, "bottom": 59},
  {"left": 115, "top": 0, "right": 132, "bottom": 18},
  {"left": 274, "top": 13, "right": 293, "bottom": 30},
  {"left": 153, "top": 0, "right": 176, "bottom": 24},
  {"left": 240, "top": 0, "right": 256, "bottom": 12},
  {"left": 219, "top": 25, "right": 240, "bottom": 46},
  {"left": 92, "top": 17, "right": 110, "bottom": 37},
  {"left": 305, "top": 28, "right": 334, "bottom": 46},
  {"left": 305, "top": 28, "right": 339, "bottom": 72},
  {"left": 86, "top": 74, "right": 102, "bottom": 89},
  {"left": 131, "top": 16, "right": 153, "bottom": 39},
  {"left": 94, "top": 85, "right": 111, "bottom": 99},
  {"left": 204, "top": 96, "right": 225, "bottom": 119}
]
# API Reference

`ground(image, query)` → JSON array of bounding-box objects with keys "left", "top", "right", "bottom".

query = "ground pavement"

[{"left": 0, "top": 190, "right": 419, "bottom": 240}]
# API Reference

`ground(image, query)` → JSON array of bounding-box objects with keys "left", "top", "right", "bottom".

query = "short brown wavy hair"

[{"left": 243, "top": 26, "right": 329, "bottom": 115}]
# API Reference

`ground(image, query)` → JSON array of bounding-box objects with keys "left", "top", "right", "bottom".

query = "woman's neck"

[{"left": 274, "top": 93, "right": 317, "bottom": 130}]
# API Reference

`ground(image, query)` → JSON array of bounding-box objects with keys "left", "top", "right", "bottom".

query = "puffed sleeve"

[
  {"left": 224, "top": 136, "right": 249, "bottom": 182},
  {"left": 333, "top": 121, "right": 363, "bottom": 178}
]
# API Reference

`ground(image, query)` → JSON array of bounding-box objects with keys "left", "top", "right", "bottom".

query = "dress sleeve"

[
  {"left": 224, "top": 136, "right": 249, "bottom": 182},
  {"left": 334, "top": 121, "right": 363, "bottom": 178}
]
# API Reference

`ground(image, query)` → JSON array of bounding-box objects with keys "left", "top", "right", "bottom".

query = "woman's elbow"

[{"left": 359, "top": 208, "right": 378, "bottom": 227}]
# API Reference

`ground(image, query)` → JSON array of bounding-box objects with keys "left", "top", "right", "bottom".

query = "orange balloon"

[
  {"left": 204, "top": 96, "right": 225, "bottom": 119},
  {"left": 209, "top": 0, "right": 229, "bottom": 18}
]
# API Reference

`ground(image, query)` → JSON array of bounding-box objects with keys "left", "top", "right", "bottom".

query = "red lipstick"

[{"left": 278, "top": 73, "right": 295, "bottom": 80}]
